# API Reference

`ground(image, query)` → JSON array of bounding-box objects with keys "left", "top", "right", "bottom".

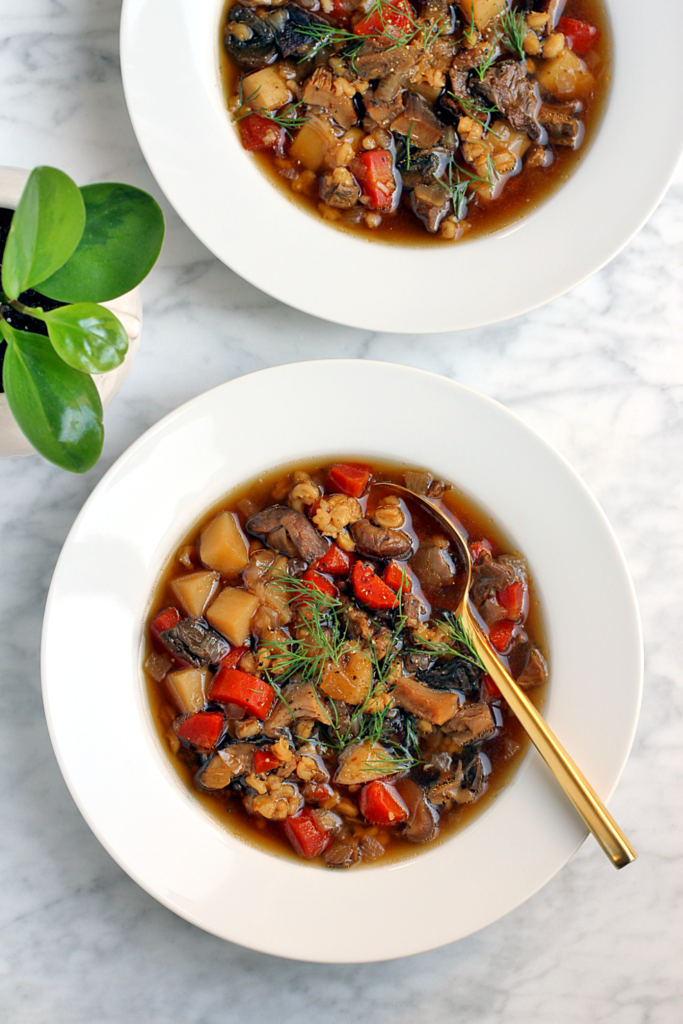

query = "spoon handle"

[{"left": 464, "top": 609, "right": 637, "bottom": 869}]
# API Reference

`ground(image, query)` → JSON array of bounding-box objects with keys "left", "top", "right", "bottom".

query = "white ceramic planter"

[{"left": 0, "top": 166, "right": 142, "bottom": 459}]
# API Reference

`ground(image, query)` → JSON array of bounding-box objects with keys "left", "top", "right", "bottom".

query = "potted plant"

[{"left": 0, "top": 165, "right": 164, "bottom": 472}]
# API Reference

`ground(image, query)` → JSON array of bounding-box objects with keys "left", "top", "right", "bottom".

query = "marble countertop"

[{"left": 1, "top": 1, "right": 681, "bottom": 1020}]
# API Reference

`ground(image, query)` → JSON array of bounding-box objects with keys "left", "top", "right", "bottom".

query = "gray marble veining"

[{"left": 0, "top": 1, "right": 682, "bottom": 1021}]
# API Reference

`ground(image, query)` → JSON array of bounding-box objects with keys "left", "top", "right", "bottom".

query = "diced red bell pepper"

[
  {"left": 218, "top": 644, "right": 248, "bottom": 670},
  {"left": 238, "top": 113, "right": 284, "bottom": 152},
  {"left": 556, "top": 16, "right": 599, "bottom": 55},
  {"left": 354, "top": 0, "right": 414, "bottom": 38},
  {"left": 356, "top": 150, "right": 397, "bottom": 210},
  {"left": 151, "top": 606, "right": 181, "bottom": 638},
  {"left": 303, "top": 782, "right": 336, "bottom": 805},
  {"left": 358, "top": 780, "right": 409, "bottom": 826},
  {"left": 469, "top": 540, "right": 492, "bottom": 563},
  {"left": 488, "top": 619, "right": 516, "bottom": 653},
  {"left": 352, "top": 560, "right": 399, "bottom": 610},
  {"left": 299, "top": 568, "right": 339, "bottom": 601},
  {"left": 253, "top": 747, "right": 281, "bottom": 774},
  {"left": 482, "top": 673, "right": 501, "bottom": 700},
  {"left": 498, "top": 580, "right": 525, "bottom": 620},
  {"left": 209, "top": 667, "right": 275, "bottom": 720},
  {"left": 383, "top": 561, "right": 412, "bottom": 593},
  {"left": 328, "top": 462, "right": 372, "bottom": 498},
  {"left": 175, "top": 711, "right": 225, "bottom": 750},
  {"left": 283, "top": 808, "right": 332, "bottom": 859},
  {"left": 311, "top": 543, "right": 353, "bottom": 577}
]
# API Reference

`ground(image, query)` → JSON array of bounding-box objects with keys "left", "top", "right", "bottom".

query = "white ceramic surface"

[
  {"left": 41, "top": 361, "right": 642, "bottom": 962},
  {"left": 0, "top": 166, "right": 142, "bottom": 459},
  {"left": 119, "top": 0, "right": 683, "bottom": 333}
]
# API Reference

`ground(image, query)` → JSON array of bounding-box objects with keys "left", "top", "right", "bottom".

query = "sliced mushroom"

[
  {"left": 246, "top": 504, "right": 327, "bottom": 563},
  {"left": 349, "top": 518, "right": 413, "bottom": 560},
  {"left": 396, "top": 778, "right": 439, "bottom": 843},
  {"left": 393, "top": 676, "right": 461, "bottom": 725},
  {"left": 196, "top": 744, "right": 255, "bottom": 790},
  {"left": 224, "top": 7, "right": 278, "bottom": 70},
  {"left": 159, "top": 617, "right": 230, "bottom": 667},
  {"left": 416, "top": 656, "right": 483, "bottom": 697},
  {"left": 409, "top": 541, "right": 456, "bottom": 588},
  {"left": 324, "top": 842, "right": 360, "bottom": 868},
  {"left": 263, "top": 680, "right": 332, "bottom": 738},
  {"left": 442, "top": 702, "right": 496, "bottom": 743}
]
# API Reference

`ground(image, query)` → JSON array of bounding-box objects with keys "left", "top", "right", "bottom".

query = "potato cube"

[
  {"left": 165, "top": 667, "right": 208, "bottom": 715},
  {"left": 534, "top": 48, "right": 595, "bottom": 98},
  {"left": 456, "top": 0, "right": 500, "bottom": 29},
  {"left": 172, "top": 570, "right": 219, "bottom": 618},
  {"left": 290, "top": 118, "right": 338, "bottom": 172},
  {"left": 242, "top": 68, "right": 292, "bottom": 111},
  {"left": 206, "top": 587, "right": 259, "bottom": 646},
  {"left": 200, "top": 512, "right": 249, "bottom": 578}
]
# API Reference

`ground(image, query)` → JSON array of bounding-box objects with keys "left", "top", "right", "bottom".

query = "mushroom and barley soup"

[
  {"left": 145, "top": 459, "right": 548, "bottom": 869},
  {"left": 221, "top": 0, "right": 610, "bottom": 243}
]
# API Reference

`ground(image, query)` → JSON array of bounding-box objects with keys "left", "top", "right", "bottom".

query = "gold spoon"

[{"left": 376, "top": 483, "right": 637, "bottom": 869}]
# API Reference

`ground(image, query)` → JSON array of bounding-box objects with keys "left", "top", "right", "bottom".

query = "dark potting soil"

[{"left": 0, "top": 207, "right": 66, "bottom": 393}]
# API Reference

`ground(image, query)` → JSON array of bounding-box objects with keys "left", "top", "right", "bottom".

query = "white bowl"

[
  {"left": 41, "top": 361, "right": 642, "bottom": 962},
  {"left": 0, "top": 166, "right": 142, "bottom": 460},
  {"left": 120, "top": 0, "right": 683, "bottom": 333}
]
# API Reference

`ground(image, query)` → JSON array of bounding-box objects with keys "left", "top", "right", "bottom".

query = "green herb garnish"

[{"left": 498, "top": 4, "right": 527, "bottom": 60}]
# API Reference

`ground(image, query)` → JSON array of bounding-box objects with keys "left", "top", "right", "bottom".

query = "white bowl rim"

[
  {"left": 119, "top": 0, "right": 683, "bottom": 333},
  {"left": 41, "top": 360, "right": 643, "bottom": 961}
]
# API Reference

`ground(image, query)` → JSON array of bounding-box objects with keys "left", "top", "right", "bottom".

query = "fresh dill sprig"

[
  {"left": 411, "top": 611, "right": 485, "bottom": 671},
  {"left": 462, "top": 4, "right": 478, "bottom": 47},
  {"left": 473, "top": 39, "right": 498, "bottom": 80},
  {"left": 497, "top": 4, "right": 526, "bottom": 60},
  {"left": 232, "top": 79, "right": 310, "bottom": 136}
]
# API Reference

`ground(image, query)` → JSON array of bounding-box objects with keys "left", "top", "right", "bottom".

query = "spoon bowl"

[{"left": 376, "top": 482, "right": 637, "bottom": 870}]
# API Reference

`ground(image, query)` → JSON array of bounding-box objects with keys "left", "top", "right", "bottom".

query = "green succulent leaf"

[
  {"left": 1, "top": 167, "right": 85, "bottom": 300},
  {"left": 2, "top": 329, "right": 104, "bottom": 473},
  {"left": 44, "top": 302, "right": 128, "bottom": 374},
  {"left": 37, "top": 182, "right": 165, "bottom": 303}
]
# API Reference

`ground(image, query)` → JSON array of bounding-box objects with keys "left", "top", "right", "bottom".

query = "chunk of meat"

[
  {"left": 508, "top": 635, "right": 548, "bottom": 687},
  {"left": 333, "top": 740, "right": 399, "bottom": 784},
  {"left": 395, "top": 778, "right": 439, "bottom": 843},
  {"left": 349, "top": 517, "right": 413, "bottom": 559},
  {"left": 263, "top": 680, "right": 332, "bottom": 737},
  {"left": 475, "top": 61, "right": 545, "bottom": 142},
  {"left": 391, "top": 93, "right": 443, "bottom": 149},
  {"left": 246, "top": 504, "right": 327, "bottom": 563},
  {"left": 470, "top": 549, "right": 515, "bottom": 604},
  {"left": 416, "top": 655, "right": 483, "bottom": 697},
  {"left": 538, "top": 103, "right": 583, "bottom": 147},
  {"left": 392, "top": 676, "right": 461, "bottom": 725},
  {"left": 301, "top": 66, "right": 358, "bottom": 130},
  {"left": 353, "top": 38, "right": 421, "bottom": 79},
  {"left": 479, "top": 597, "right": 509, "bottom": 626},
  {"left": 319, "top": 166, "right": 361, "bottom": 208},
  {"left": 196, "top": 744, "right": 255, "bottom": 789},
  {"left": 160, "top": 617, "right": 230, "bottom": 667},
  {"left": 442, "top": 701, "right": 496, "bottom": 743}
]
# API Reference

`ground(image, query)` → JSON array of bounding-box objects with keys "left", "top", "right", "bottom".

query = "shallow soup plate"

[
  {"left": 120, "top": 0, "right": 683, "bottom": 332},
  {"left": 41, "top": 361, "right": 642, "bottom": 961}
]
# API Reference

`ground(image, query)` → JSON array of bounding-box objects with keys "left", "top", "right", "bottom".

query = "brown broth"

[
  {"left": 143, "top": 457, "right": 547, "bottom": 868},
  {"left": 219, "top": 0, "right": 612, "bottom": 246}
]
